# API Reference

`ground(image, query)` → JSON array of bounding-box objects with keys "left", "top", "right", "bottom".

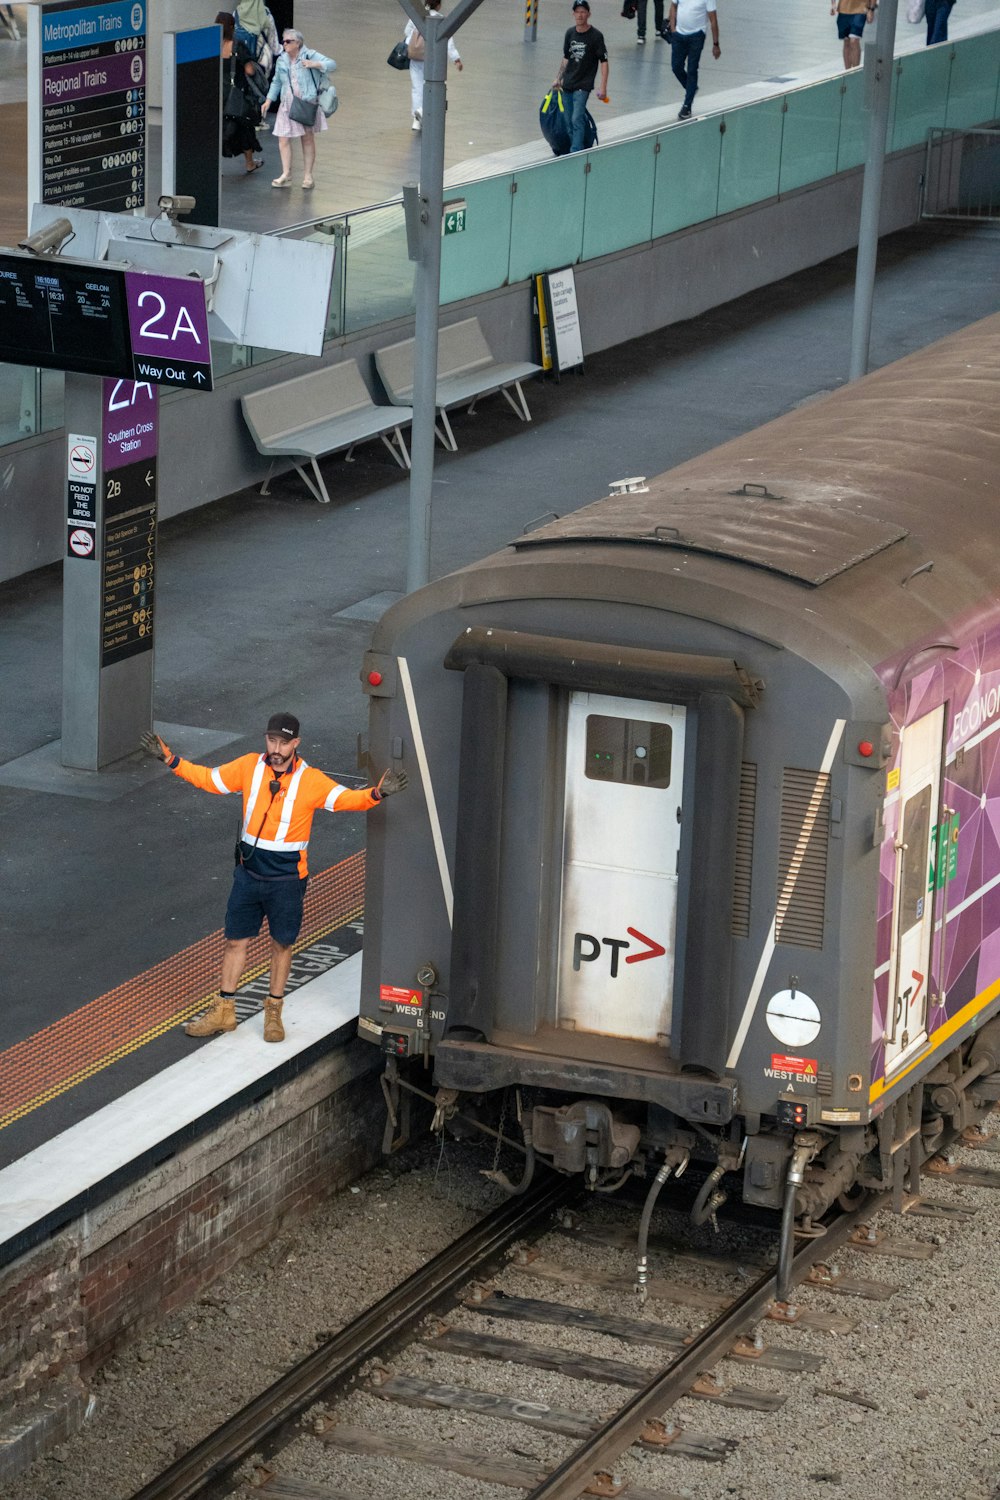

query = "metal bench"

[
  {"left": 241, "top": 360, "right": 413, "bottom": 506},
  {"left": 374, "top": 316, "right": 542, "bottom": 453}
]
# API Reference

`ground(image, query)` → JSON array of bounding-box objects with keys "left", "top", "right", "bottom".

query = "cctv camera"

[
  {"left": 17, "top": 218, "right": 74, "bottom": 256},
  {"left": 157, "top": 195, "right": 196, "bottom": 219}
]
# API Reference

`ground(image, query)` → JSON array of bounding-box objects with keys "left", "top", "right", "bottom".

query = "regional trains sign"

[{"left": 32, "top": 0, "right": 146, "bottom": 213}]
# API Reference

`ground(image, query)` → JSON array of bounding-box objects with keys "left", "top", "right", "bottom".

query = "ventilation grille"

[
  {"left": 817, "top": 1068, "right": 834, "bottom": 1098},
  {"left": 732, "top": 762, "right": 757, "bottom": 937},
  {"left": 775, "top": 768, "right": 830, "bottom": 949}
]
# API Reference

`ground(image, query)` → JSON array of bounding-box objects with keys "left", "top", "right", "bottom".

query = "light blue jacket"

[{"left": 266, "top": 46, "right": 335, "bottom": 104}]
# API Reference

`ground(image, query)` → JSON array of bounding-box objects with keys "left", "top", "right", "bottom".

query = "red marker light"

[
  {"left": 368, "top": 671, "right": 383, "bottom": 687},
  {"left": 858, "top": 740, "right": 874, "bottom": 758}
]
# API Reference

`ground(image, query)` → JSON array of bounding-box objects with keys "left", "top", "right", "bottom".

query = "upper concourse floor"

[{"left": 0, "top": 0, "right": 996, "bottom": 246}]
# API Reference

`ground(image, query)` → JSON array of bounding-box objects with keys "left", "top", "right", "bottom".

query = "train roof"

[{"left": 377, "top": 314, "right": 1000, "bottom": 694}]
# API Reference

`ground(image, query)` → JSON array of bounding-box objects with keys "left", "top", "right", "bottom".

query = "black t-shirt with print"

[{"left": 561, "top": 25, "right": 608, "bottom": 92}]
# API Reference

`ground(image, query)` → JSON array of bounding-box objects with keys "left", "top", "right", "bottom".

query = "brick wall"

[{"left": 0, "top": 1042, "right": 382, "bottom": 1479}]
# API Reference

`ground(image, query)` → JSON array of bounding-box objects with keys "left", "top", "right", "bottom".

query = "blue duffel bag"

[{"left": 539, "top": 89, "right": 598, "bottom": 157}]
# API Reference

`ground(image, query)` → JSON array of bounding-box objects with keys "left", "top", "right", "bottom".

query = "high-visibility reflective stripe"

[
  {"left": 239, "top": 834, "right": 308, "bottom": 852},
  {"left": 242, "top": 759, "right": 269, "bottom": 837},
  {"left": 323, "top": 785, "right": 346, "bottom": 811},
  {"left": 211, "top": 766, "right": 232, "bottom": 793},
  {"left": 274, "top": 759, "right": 308, "bottom": 843},
  {"left": 243, "top": 757, "right": 314, "bottom": 850}
]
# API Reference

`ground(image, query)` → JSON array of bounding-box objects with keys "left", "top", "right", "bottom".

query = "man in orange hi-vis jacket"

[{"left": 140, "top": 712, "right": 407, "bottom": 1043}]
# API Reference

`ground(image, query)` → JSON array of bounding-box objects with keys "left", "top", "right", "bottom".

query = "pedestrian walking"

[
  {"left": 217, "top": 12, "right": 264, "bottom": 175},
  {"left": 140, "top": 714, "right": 407, "bottom": 1043},
  {"left": 667, "top": 0, "right": 719, "bottom": 119},
  {"left": 635, "top": 0, "right": 665, "bottom": 44},
  {"left": 831, "top": 0, "right": 874, "bottom": 69},
  {"left": 924, "top": 0, "right": 954, "bottom": 43},
  {"left": 404, "top": 0, "right": 463, "bottom": 134},
  {"left": 552, "top": 1, "right": 609, "bottom": 155},
  {"left": 261, "top": 27, "right": 335, "bottom": 189}
]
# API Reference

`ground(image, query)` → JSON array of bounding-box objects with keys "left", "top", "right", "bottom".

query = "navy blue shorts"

[
  {"left": 224, "top": 864, "right": 307, "bottom": 946},
  {"left": 837, "top": 12, "right": 866, "bottom": 38}
]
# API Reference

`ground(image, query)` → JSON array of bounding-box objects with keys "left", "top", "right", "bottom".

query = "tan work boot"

[
  {"left": 184, "top": 996, "right": 237, "bottom": 1037},
  {"left": 263, "top": 996, "right": 285, "bottom": 1043}
]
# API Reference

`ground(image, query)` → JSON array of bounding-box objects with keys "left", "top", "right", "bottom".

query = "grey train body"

[{"left": 358, "top": 314, "right": 1000, "bottom": 1223}]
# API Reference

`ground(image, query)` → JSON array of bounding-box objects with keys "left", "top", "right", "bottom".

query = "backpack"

[{"left": 234, "top": 21, "right": 258, "bottom": 55}]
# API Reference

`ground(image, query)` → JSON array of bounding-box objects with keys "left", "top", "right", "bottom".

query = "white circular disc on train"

[{"left": 765, "top": 989, "right": 821, "bottom": 1046}]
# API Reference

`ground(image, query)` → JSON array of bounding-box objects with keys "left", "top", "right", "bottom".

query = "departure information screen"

[
  {"left": 0, "top": 253, "right": 132, "bottom": 376},
  {"left": 0, "top": 252, "right": 213, "bottom": 387}
]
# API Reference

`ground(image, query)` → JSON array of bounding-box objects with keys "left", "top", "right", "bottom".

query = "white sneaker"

[{"left": 412, "top": 111, "right": 422, "bottom": 131}]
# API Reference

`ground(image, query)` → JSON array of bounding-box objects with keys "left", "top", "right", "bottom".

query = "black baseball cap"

[
  {"left": 266, "top": 713, "right": 300, "bottom": 738},
  {"left": 572, "top": 1, "right": 590, "bottom": 9}
]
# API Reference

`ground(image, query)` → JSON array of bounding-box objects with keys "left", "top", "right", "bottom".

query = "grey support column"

[
  {"left": 399, "top": 0, "right": 486, "bottom": 593},
  {"left": 848, "top": 0, "right": 900, "bottom": 382}
]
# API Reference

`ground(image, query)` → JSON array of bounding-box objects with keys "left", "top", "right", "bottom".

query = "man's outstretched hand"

[
  {"left": 140, "top": 731, "right": 171, "bottom": 762},
  {"left": 377, "top": 769, "right": 409, "bottom": 799}
]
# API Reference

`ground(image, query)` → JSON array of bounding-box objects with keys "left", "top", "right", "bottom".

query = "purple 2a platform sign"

[{"left": 124, "top": 269, "right": 213, "bottom": 391}]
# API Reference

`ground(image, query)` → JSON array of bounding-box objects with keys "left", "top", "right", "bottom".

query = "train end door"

[{"left": 557, "top": 692, "right": 686, "bottom": 1044}]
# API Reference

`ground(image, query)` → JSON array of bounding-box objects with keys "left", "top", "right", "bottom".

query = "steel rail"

[
  {"left": 526, "top": 1191, "right": 889, "bottom": 1500},
  {"left": 128, "top": 1175, "right": 575, "bottom": 1500}
]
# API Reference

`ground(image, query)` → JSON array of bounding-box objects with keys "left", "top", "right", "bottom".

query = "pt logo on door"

[{"left": 573, "top": 927, "right": 666, "bottom": 978}]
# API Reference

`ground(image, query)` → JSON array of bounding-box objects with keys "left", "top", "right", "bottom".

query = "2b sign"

[{"left": 573, "top": 926, "right": 666, "bottom": 978}]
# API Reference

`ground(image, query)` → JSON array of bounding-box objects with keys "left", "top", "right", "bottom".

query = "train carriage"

[{"left": 357, "top": 313, "right": 1000, "bottom": 1275}]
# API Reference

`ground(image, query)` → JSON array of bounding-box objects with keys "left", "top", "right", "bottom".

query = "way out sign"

[{"left": 124, "top": 269, "right": 213, "bottom": 390}]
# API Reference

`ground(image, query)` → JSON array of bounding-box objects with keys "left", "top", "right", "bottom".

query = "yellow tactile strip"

[{"left": 0, "top": 851, "right": 366, "bottom": 1131}]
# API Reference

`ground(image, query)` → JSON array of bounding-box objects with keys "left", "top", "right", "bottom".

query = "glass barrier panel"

[
  {"left": 441, "top": 175, "right": 515, "bottom": 305},
  {"left": 717, "top": 98, "right": 783, "bottom": 215},
  {"left": 210, "top": 340, "right": 247, "bottom": 378},
  {"left": 508, "top": 154, "right": 587, "bottom": 284},
  {"left": 652, "top": 116, "right": 722, "bottom": 236},
  {"left": 892, "top": 47, "right": 953, "bottom": 151},
  {"left": 779, "top": 79, "right": 843, "bottom": 194},
  {"left": 837, "top": 68, "right": 866, "bottom": 172},
  {"left": 40, "top": 370, "right": 64, "bottom": 434},
  {"left": 582, "top": 138, "right": 657, "bottom": 261},
  {"left": 0, "top": 364, "right": 33, "bottom": 445},
  {"left": 946, "top": 33, "right": 1000, "bottom": 130},
  {"left": 343, "top": 201, "right": 415, "bottom": 335}
]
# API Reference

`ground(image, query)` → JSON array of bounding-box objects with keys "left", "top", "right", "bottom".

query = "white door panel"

[
  {"left": 885, "top": 705, "right": 944, "bottom": 1075},
  {"left": 557, "top": 692, "right": 685, "bottom": 1043}
]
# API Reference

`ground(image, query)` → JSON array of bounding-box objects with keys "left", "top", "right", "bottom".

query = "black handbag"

[
  {"left": 288, "top": 92, "right": 318, "bottom": 125},
  {"left": 387, "top": 40, "right": 410, "bottom": 69},
  {"left": 224, "top": 82, "right": 249, "bottom": 119}
]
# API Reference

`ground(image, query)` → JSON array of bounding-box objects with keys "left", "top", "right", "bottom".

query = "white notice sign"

[{"left": 545, "top": 267, "right": 584, "bottom": 373}]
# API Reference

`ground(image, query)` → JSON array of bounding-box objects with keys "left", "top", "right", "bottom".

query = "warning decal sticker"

[
  {"left": 766, "top": 1054, "right": 819, "bottom": 1082},
  {"left": 380, "top": 985, "right": 421, "bottom": 1007}
]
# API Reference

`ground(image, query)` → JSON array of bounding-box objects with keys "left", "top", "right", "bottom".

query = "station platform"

[
  {"left": 0, "top": 0, "right": 999, "bottom": 1186},
  {"left": 1, "top": 212, "right": 998, "bottom": 1184}
]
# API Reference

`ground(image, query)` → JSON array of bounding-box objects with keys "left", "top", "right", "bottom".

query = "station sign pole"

[{"left": 63, "top": 375, "right": 159, "bottom": 769}]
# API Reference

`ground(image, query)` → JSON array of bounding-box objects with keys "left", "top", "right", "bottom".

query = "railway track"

[{"left": 122, "top": 1162, "right": 978, "bottom": 1500}]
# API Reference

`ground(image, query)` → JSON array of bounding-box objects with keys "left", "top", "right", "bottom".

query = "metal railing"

[{"left": 922, "top": 127, "right": 1000, "bottom": 221}]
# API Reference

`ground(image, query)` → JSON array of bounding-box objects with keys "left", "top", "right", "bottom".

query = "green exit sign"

[{"left": 442, "top": 202, "right": 467, "bottom": 236}]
